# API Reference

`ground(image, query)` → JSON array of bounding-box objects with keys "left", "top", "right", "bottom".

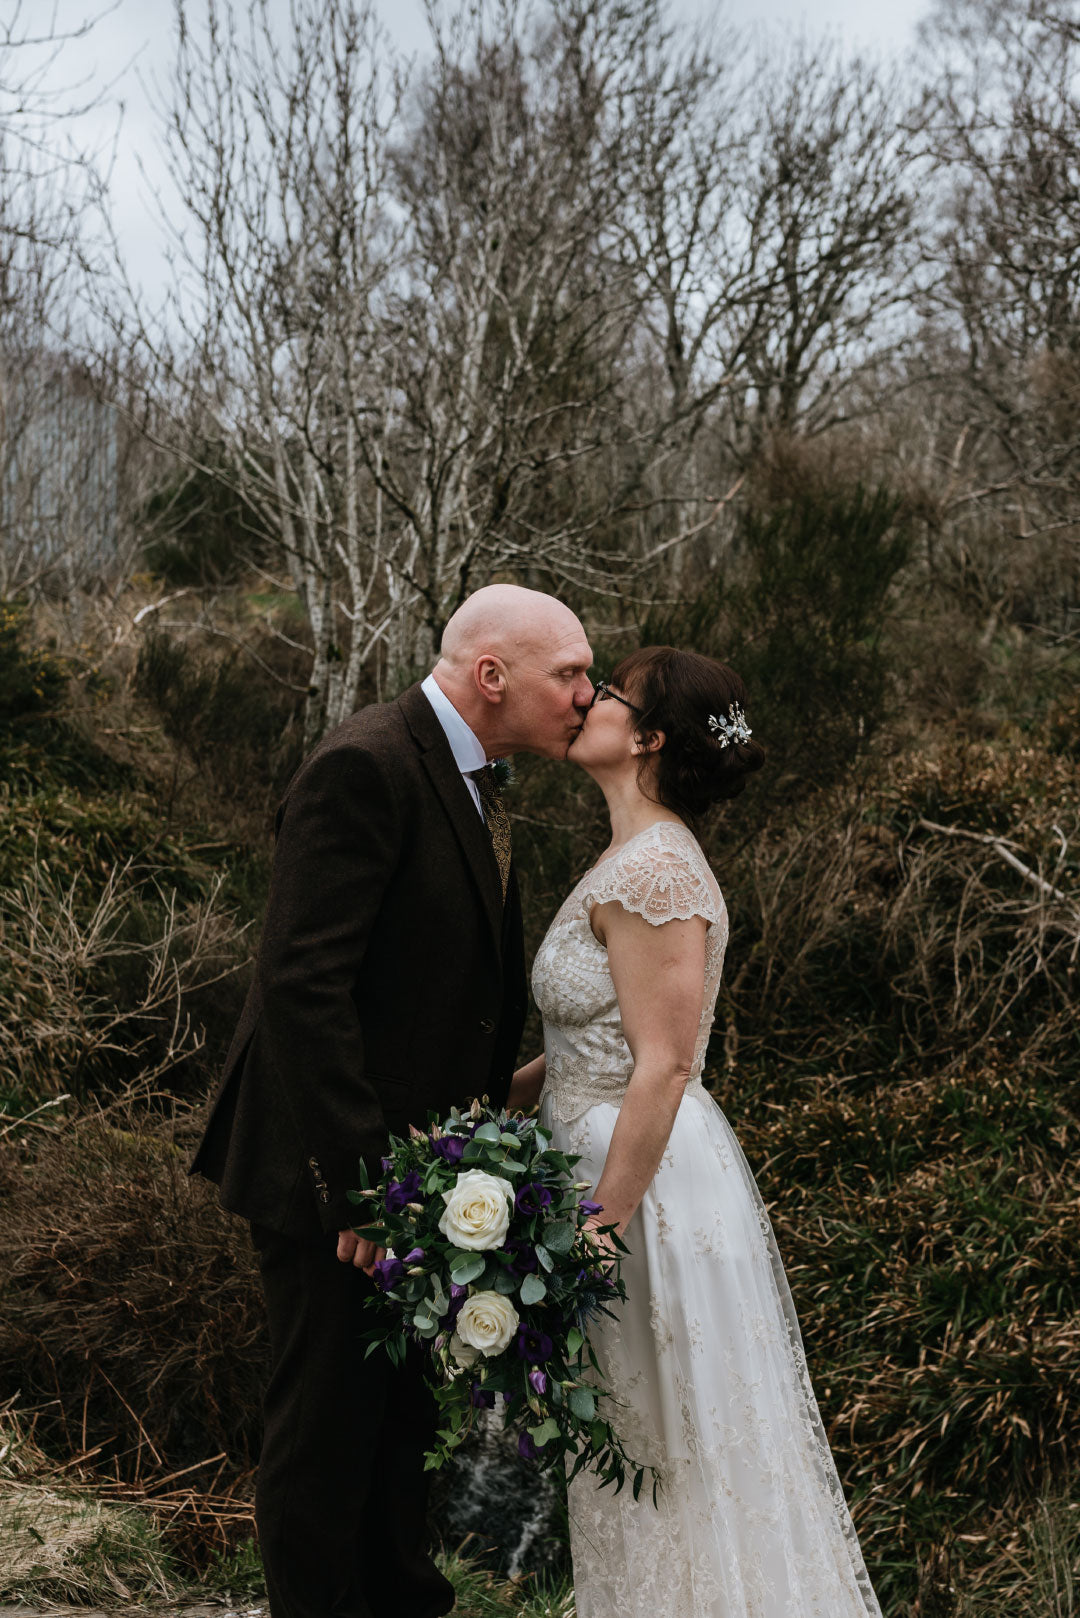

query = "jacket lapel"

[{"left": 397, "top": 684, "right": 505, "bottom": 952}]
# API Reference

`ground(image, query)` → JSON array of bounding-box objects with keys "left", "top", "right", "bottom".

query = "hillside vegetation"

[{"left": 1, "top": 498, "right": 1078, "bottom": 1614}]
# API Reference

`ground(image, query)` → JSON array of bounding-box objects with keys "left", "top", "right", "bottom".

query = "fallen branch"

[{"left": 915, "top": 819, "right": 1076, "bottom": 910}]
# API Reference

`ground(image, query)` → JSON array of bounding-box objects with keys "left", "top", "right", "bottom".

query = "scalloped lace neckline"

[{"left": 579, "top": 820, "right": 700, "bottom": 885}]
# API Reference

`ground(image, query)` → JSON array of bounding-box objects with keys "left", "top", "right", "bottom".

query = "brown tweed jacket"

[{"left": 190, "top": 683, "right": 528, "bottom": 1239}]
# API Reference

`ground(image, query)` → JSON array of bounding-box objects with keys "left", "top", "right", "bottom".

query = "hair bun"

[{"left": 610, "top": 645, "right": 765, "bottom": 826}]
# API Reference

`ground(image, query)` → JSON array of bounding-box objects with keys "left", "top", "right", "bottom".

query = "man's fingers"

[{"left": 337, "top": 1229, "right": 359, "bottom": 1264}]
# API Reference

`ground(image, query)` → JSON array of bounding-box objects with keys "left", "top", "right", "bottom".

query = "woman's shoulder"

[{"left": 581, "top": 820, "right": 725, "bottom": 929}]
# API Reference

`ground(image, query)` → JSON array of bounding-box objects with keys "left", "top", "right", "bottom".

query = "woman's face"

[{"left": 567, "top": 680, "right": 648, "bottom": 774}]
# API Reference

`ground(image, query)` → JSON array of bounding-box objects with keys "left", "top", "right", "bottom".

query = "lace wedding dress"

[{"left": 533, "top": 822, "right": 881, "bottom": 1618}]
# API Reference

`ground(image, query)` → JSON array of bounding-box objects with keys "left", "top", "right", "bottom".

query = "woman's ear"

[{"left": 630, "top": 727, "right": 665, "bottom": 757}]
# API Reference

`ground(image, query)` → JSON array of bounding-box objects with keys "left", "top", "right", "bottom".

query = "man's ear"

[
  {"left": 474, "top": 654, "right": 507, "bottom": 705},
  {"left": 630, "top": 727, "right": 665, "bottom": 757}
]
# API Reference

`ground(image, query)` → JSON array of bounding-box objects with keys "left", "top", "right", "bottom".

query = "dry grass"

[{"left": 0, "top": 1403, "right": 174, "bottom": 1605}]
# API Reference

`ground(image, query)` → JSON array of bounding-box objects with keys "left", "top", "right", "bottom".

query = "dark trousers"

[{"left": 252, "top": 1224, "right": 455, "bottom": 1618}]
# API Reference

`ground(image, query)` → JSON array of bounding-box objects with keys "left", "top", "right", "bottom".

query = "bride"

[{"left": 508, "top": 646, "right": 881, "bottom": 1618}]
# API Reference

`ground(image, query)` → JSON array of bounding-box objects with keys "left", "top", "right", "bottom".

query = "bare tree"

[
  {"left": 114, "top": 0, "right": 408, "bottom": 744},
  {"left": 0, "top": 4, "right": 118, "bottom": 597},
  {"left": 915, "top": 0, "right": 1080, "bottom": 633}
]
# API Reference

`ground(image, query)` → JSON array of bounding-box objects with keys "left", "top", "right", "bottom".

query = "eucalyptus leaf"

[
  {"left": 566, "top": 1326, "right": 584, "bottom": 1358},
  {"left": 473, "top": 1122, "right": 502, "bottom": 1142},
  {"left": 449, "top": 1253, "right": 486, "bottom": 1285},
  {"left": 534, "top": 1244, "right": 554, "bottom": 1273},
  {"left": 499, "top": 1131, "right": 522, "bottom": 1148},
  {"left": 543, "top": 1221, "right": 575, "bottom": 1254},
  {"left": 519, "top": 1272, "right": 547, "bottom": 1305},
  {"left": 492, "top": 1268, "right": 519, "bottom": 1296}
]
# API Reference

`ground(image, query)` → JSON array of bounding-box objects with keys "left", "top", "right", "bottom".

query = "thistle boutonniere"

[{"left": 491, "top": 757, "right": 515, "bottom": 791}]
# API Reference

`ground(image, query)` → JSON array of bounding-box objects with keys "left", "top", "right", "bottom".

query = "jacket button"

[
  {"left": 319, "top": 1190, "right": 331, "bottom": 1204},
  {"left": 308, "top": 1157, "right": 319, "bottom": 1168},
  {"left": 479, "top": 1017, "right": 495, "bottom": 1034}
]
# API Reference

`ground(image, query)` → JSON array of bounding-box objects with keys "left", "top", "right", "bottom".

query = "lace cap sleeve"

[{"left": 580, "top": 828, "right": 725, "bottom": 929}]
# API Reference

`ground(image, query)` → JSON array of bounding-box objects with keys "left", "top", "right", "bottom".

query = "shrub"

[
  {"left": 0, "top": 600, "right": 68, "bottom": 723},
  {"left": 141, "top": 461, "right": 271, "bottom": 588},
  {"left": 134, "top": 626, "right": 302, "bottom": 805},
  {"left": 0, "top": 1107, "right": 267, "bottom": 1485},
  {"left": 642, "top": 484, "right": 912, "bottom": 801}
]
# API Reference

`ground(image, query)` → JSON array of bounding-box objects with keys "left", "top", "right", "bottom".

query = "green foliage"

[
  {"left": 135, "top": 626, "right": 302, "bottom": 799},
  {"left": 435, "top": 1547, "right": 576, "bottom": 1618},
  {"left": 142, "top": 461, "right": 272, "bottom": 586},
  {"left": 644, "top": 485, "right": 911, "bottom": 796},
  {"left": 0, "top": 600, "right": 68, "bottom": 723},
  {"left": 0, "top": 601, "right": 133, "bottom": 796},
  {"left": 202, "top": 1535, "right": 267, "bottom": 1599}
]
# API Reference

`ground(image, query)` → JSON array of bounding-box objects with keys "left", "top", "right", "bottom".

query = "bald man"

[{"left": 191, "top": 587, "right": 593, "bottom": 1618}]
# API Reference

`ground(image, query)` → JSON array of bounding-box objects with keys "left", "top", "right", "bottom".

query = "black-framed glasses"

[{"left": 590, "top": 680, "right": 642, "bottom": 716}]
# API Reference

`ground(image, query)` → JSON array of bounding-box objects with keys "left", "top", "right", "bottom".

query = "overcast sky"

[{"left": 21, "top": 0, "right": 933, "bottom": 298}]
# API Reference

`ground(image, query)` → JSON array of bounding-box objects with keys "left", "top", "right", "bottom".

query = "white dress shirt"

[{"left": 420, "top": 672, "right": 487, "bottom": 818}]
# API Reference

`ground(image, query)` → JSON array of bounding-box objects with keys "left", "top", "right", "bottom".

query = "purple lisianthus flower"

[
  {"left": 515, "top": 1181, "right": 553, "bottom": 1217},
  {"left": 441, "top": 1283, "right": 467, "bottom": 1329},
  {"left": 470, "top": 1382, "right": 496, "bottom": 1409},
  {"left": 518, "top": 1430, "right": 539, "bottom": 1460},
  {"left": 380, "top": 1155, "right": 394, "bottom": 1174},
  {"left": 372, "top": 1255, "right": 405, "bottom": 1291},
  {"left": 431, "top": 1133, "right": 466, "bottom": 1163},
  {"left": 515, "top": 1324, "right": 554, "bottom": 1363},
  {"left": 579, "top": 1198, "right": 603, "bottom": 1216},
  {"left": 385, "top": 1169, "right": 422, "bottom": 1216},
  {"left": 528, "top": 1368, "right": 548, "bottom": 1396},
  {"left": 403, "top": 1246, "right": 426, "bottom": 1264},
  {"left": 504, "top": 1238, "right": 539, "bottom": 1277}
]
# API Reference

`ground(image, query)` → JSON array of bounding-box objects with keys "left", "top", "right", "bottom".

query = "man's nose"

[{"left": 575, "top": 675, "right": 595, "bottom": 709}]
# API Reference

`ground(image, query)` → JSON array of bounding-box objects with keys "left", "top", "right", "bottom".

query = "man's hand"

[{"left": 337, "top": 1229, "right": 386, "bottom": 1274}]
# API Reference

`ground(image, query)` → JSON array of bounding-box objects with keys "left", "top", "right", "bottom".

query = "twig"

[
  {"left": 914, "top": 819, "right": 1076, "bottom": 909},
  {"left": 132, "top": 589, "right": 191, "bottom": 627},
  {"left": 0, "top": 1093, "right": 72, "bottom": 1139}
]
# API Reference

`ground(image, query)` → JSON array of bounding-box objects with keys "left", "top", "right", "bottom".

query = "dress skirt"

[{"left": 542, "top": 1084, "right": 882, "bottom": 1618}]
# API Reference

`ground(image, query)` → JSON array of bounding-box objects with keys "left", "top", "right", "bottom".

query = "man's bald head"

[
  {"left": 438, "top": 584, "right": 583, "bottom": 671},
  {"left": 431, "top": 585, "right": 594, "bottom": 761}
]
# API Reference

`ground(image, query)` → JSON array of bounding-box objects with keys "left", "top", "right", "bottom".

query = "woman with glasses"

[{"left": 508, "top": 646, "right": 881, "bottom": 1618}]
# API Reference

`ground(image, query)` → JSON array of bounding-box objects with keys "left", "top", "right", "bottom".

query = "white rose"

[
  {"left": 438, "top": 1169, "right": 515, "bottom": 1251},
  {"left": 455, "top": 1291, "right": 520, "bottom": 1358},
  {"left": 449, "top": 1332, "right": 480, "bottom": 1368}
]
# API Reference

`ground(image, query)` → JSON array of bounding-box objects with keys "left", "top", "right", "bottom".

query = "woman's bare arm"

[
  {"left": 507, "top": 1052, "right": 546, "bottom": 1111},
  {"left": 588, "top": 902, "right": 707, "bottom": 1237}
]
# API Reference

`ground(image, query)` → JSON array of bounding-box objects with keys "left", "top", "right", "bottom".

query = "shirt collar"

[{"left": 420, "top": 672, "right": 488, "bottom": 777}]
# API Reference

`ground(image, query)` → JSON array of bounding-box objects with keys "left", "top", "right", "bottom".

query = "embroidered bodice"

[{"left": 532, "top": 822, "right": 729, "bottom": 1123}]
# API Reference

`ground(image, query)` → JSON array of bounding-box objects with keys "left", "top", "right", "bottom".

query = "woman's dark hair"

[{"left": 610, "top": 645, "right": 765, "bottom": 828}]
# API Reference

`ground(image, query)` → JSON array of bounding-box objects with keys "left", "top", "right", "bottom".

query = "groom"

[{"left": 191, "top": 585, "right": 594, "bottom": 1618}]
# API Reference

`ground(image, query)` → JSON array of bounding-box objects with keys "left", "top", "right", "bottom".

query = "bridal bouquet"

[{"left": 348, "top": 1099, "right": 654, "bottom": 1499}]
